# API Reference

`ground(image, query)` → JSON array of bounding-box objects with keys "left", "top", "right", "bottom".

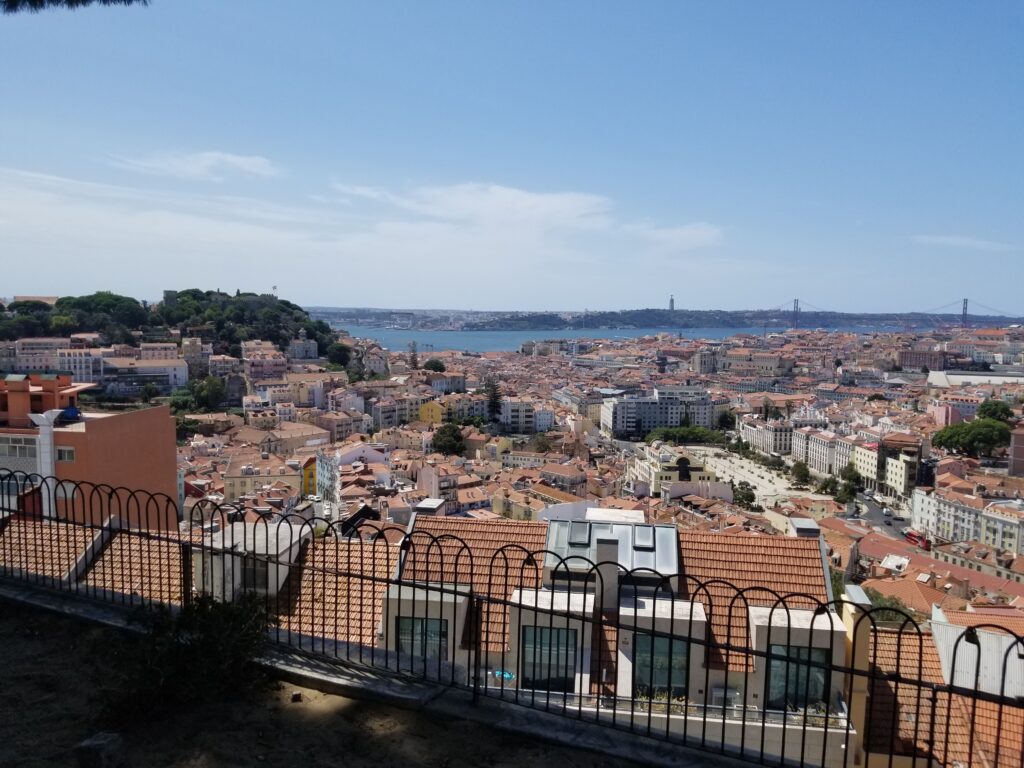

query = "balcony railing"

[{"left": 1, "top": 470, "right": 1022, "bottom": 768}]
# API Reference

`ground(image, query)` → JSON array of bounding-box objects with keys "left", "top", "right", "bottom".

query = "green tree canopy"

[
  {"left": 933, "top": 418, "right": 1012, "bottom": 457},
  {"left": 863, "top": 587, "right": 914, "bottom": 622},
  {"left": 326, "top": 342, "right": 351, "bottom": 367},
  {"left": 733, "top": 481, "right": 756, "bottom": 509},
  {"left": 484, "top": 377, "right": 502, "bottom": 421},
  {"left": 432, "top": 423, "right": 465, "bottom": 456},
  {"left": 790, "top": 461, "right": 811, "bottom": 484},
  {"left": 423, "top": 358, "right": 446, "bottom": 373},
  {"left": 977, "top": 399, "right": 1014, "bottom": 423},
  {"left": 646, "top": 426, "right": 725, "bottom": 445},
  {"left": 192, "top": 377, "right": 225, "bottom": 411},
  {"left": 716, "top": 410, "right": 736, "bottom": 430},
  {"left": 139, "top": 383, "right": 159, "bottom": 403},
  {"left": 816, "top": 476, "right": 839, "bottom": 496},
  {"left": 532, "top": 431, "right": 554, "bottom": 453},
  {"left": 839, "top": 463, "right": 861, "bottom": 485}
]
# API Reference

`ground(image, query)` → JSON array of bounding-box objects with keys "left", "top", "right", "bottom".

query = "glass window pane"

[
  {"left": 634, "top": 632, "right": 688, "bottom": 699},
  {"left": 521, "top": 626, "right": 577, "bottom": 693},
  {"left": 767, "top": 645, "right": 830, "bottom": 710},
  {"left": 396, "top": 617, "right": 448, "bottom": 659}
]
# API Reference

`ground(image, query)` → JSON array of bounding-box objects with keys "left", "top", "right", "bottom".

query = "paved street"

[{"left": 849, "top": 492, "right": 907, "bottom": 541}]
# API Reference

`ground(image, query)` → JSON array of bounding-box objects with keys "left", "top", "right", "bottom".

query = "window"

[
  {"left": 56, "top": 447, "right": 75, "bottom": 463},
  {"left": 766, "top": 645, "right": 830, "bottom": 710},
  {"left": 0, "top": 436, "right": 38, "bottom": 460},
  {"left": 633, "top": 632, "right": 688, "bottom": 699},
  {"left": 241, "top": 554, "right": 270, "bottom": 593},
  {"left": 521, "top": 626, "right": 577, "bottom": 693},
  {"left": 396, "top": 617, "right": 448, "bottom": 659}
]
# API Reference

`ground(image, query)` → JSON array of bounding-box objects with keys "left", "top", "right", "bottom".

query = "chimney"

[{"left": 594, "top": 537, "right": 620, "bottom": 619}]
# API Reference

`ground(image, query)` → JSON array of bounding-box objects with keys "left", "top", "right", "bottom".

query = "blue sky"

[{"left": 1, "top": 1, "right": 1021, "bottom": 313}]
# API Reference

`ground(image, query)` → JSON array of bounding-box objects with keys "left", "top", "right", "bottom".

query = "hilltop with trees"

[{"left": 0, "top": 289, "right": 334, "bottom": 356}]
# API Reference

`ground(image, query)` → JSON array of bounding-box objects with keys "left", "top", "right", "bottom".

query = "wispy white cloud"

[
  {"left": 333, "top": 182, "right": 611, "bottom": 227},
  {"left": 331, "top": 180, "right": 720, "bottom": 250},
  {"left": 0, "top": 168, "right": 722, "bottom": 307},
  {"left": 910, "top": 234, "right": 1014, "bottom": 252},
  {"left": 625, "top": 222, "right": 724, "bottom": 253},
  {"left": 109, "top": 151, "right": 280, "bottom": 181}
]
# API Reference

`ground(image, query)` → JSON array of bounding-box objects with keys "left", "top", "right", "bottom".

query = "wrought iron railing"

[{"left": 1, "top": 471, "right": 1022, "bottom": 768}]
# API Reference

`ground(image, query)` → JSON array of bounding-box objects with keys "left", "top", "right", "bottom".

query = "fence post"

[
  {"left": 180, "top": 543, "right": 192, "bottom": 606},
  {"left": 472, "top": 594, "right": 482, "bottom": 703}
]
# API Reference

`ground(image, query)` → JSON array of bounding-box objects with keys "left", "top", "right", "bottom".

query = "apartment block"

[
  {"left": 738, "top": 417, "right": 793, "bottom": 455},
  {"left": 209, "top": 355, "right": 241, "bottom": 377},
  {"left": 101, "top": 357, "right": 188, "bottom": 395},
  {"left": 501, "top": 397, "right": 538, "bottom": 434},
  {"left": 139, "top": 342, "right": 179, "bottom": 360},
  {"left": 599, "top": 384, "right": 713, "bottom": 439},
  {"left": 0, "top": 374, "right": 178, "bottom": 527},
  {"left": 286, "top": 329, "right": 319, "bottom": 360},
  {"left": 14, "top": 337, "right": 71, "bottom": 372}
]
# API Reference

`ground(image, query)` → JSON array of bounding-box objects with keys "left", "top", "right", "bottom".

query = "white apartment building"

[
  {"left": 372, "top": 393, "right": 431, "bottom": 430},
  {"left": 911, "top": 488, "right": 985, "bottom": 545},
  {"left": 792, "top": 427, "right": 841, "bottom": 476},
  {"left": 599, "top": 384, "right": 713, "bottom": 439},
  {"left": 979, "top": 499, "right": 1024, "bottom": 554},
  {"left": 14, "top": 337, "right": 70, "bottom": 372},
  {"left": 915, "top": 490, "right": 1024, "bottom": 555},
  {"left": 534, "top": 406, "right": 555, "bottom": 432},
  {"left": 56, "top": 348, "right": 104, "bottom": 384},
  {"left": 101, "top": 357, "right": 188, "bottom": 395},
  {"left": 501, "top": 397, "right": 538, "bottom": 434},
  {"left": 834, "top": 436, "right": 862, "bottom": 475},
  {"left": 139, "top": 342, "right": 179, "bottom": 361},
  {"left": 208, "top": 355, "right": 241, "bottom": 377},
  {"left": 738, "top": 416, "right": 793, "bottom": 455},
  {"left": 327, "top": 387, "right": 365, "bottom": 414}
]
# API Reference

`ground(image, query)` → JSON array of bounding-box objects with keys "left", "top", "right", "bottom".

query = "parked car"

[{"left": 884, "top": 519, "right": 893, "bottom": 526}]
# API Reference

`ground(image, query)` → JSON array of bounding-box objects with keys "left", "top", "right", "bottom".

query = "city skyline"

[{"left": 1, "top": 1, "right": 1021, "bottom": 311}]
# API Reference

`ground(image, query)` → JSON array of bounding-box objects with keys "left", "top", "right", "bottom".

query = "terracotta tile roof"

[
  {"left": 867, "top": 629, "right": 971, "bottom": 763},
  {"left": 865, "top": 629, "right": 1024, "bottom": 767},
  {"left": 82, "top": 531, "right": 184, "bottom": 604},
  {"left": 942, "top": 609, "right": 1024, "bottom": 637},
  {"left": 277, "top": 537, "right": 398, "bottom": 646},
  {"left": 677, "top": 532, "right": 829, "bottom": 670},
  {"left": 859, "top": 576, "right": 966, "bottom": 616},
  {"left": 402, "top": 517, "right": 549, "bottom": 653},
  {"left": 0, "top": 516, "right": 94, "bottom": 580}
]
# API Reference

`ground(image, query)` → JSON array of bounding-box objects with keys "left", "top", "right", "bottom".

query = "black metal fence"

[{"left": 1, "top": 471, "right": 1022, "bottom": 768}]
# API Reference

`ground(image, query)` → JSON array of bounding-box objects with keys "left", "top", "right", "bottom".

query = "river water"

[{"left": 333, "top": 324, "right": 882, "bottom": 353}]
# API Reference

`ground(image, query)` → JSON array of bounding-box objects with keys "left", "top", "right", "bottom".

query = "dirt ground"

[{"left": 0, "top": 599, "right": 642, "bottom": 768}]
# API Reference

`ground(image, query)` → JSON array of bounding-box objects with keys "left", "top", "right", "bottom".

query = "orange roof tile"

[
  {"left": 677, "top": 532, "right": 828, "bottom": 670},
  {"left": 403, "top": 517, "right": 549, "bottom": 653}
]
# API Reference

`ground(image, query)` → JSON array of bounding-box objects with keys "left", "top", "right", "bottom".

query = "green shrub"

[{"left": 105, "top": 593, "right": 275, "bottom": 721}]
